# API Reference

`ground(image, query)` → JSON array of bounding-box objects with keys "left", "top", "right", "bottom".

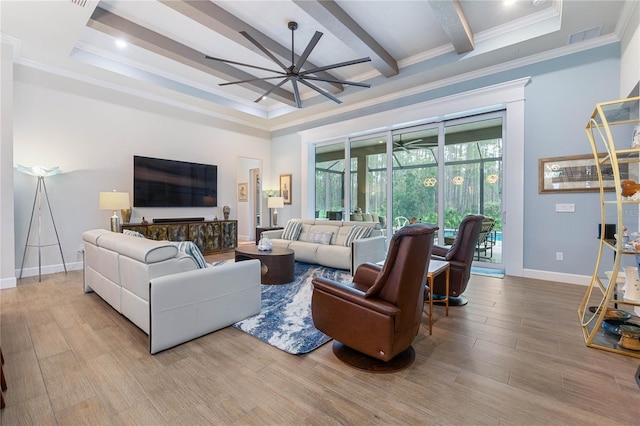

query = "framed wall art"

[
  {"left": 238, "top": 182, "right": 248, "bottom": 202},
  {"left": 280, "top": 174, "right": 292, "bottom": 204},
  {"left": 538, "top": 154, "right": 627, "bottom": 193}
]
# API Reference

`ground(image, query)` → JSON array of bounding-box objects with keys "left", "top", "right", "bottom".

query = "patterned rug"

[{"left": 232, "top": 262, "right": 351, "bottom": 355}]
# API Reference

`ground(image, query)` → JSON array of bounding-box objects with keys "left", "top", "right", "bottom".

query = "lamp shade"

[
  {"left": 267, "top": 196, "right": 284, "bottom": 209},
  {"left": 99, "top": 191, "right": 130, "bottom": 210},
  {"left": 16, "top": 164, "right": 61, "bottom": 177}
]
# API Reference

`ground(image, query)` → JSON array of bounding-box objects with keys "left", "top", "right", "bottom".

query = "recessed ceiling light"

[
  {"left": 115, "top": 39, "right": 127, "bottom": 49},
  {"left": 504, "top": 0, "right": 516, "bottom": 5}
]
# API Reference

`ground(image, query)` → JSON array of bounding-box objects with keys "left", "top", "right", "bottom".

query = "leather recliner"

[
  {"left": 430, "top": 214, "right": 484, "bottom": 306},
  {"left": 311, "top": 223, "right": 437, "bottom": 370}
]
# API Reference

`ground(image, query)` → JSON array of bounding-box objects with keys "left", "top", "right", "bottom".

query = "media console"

[{"left": 122, "top": 219, "right": 237, "bottom": 254}]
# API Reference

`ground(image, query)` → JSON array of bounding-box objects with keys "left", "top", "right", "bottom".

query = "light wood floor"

[{"left": 2, "top": 251, "right": 639, "bottom": 425}]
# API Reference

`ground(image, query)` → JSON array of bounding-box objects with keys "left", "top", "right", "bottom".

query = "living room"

[
  {"left": 1, "top": 0, "right": 639, "bottom": 423},
  {"left": 0, "top": 0, "right": 637, "bottom": 290}
]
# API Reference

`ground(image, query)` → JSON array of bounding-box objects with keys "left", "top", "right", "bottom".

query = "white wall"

[
  {"left": 269, "top": 133, "right": 303, "bottom": 226},
  {"left": 1, "top": 41, "right": 16, "bottom": 289},
  {"left": 620, "top": 1, "right": 639, "bottom": 98},
  {"left": 12, "top": 65, "right": 271, "bottom": 278}
]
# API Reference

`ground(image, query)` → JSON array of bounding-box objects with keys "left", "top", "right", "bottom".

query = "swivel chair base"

[
  {"left": 429, "top": 294, "right": 468, "bottom": 306},
  {"left": 332, "top": 341, "right": 415, "bottom": 373},
  {"left": 436, "top": 295, "right": 468, "bottom": 306}
]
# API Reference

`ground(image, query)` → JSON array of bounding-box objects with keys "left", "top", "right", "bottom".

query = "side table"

[
  {"left": 256, "top": 226, "right": 283, "bottom": 245},
  {"left": 425, "top": 259, "right": 450, "bottom": 335}
]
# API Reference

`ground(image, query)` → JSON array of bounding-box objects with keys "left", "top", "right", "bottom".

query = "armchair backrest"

[{"left": 365, "top": 223, "right": 438, "bottom": 332}]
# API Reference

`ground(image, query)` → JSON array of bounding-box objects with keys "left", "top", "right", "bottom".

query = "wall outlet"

[
  {"left": 78, "top": 243, "right": 85, "bottom": 253},
  {"left": 556, "top": 252, "right": 563, "bottom": 261}
]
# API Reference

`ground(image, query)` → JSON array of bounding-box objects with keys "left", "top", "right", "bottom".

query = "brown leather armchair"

[
  {"left": 311, "top": 223, "right": 438, "bottom": 371},
  {"left": 430, "top": 214, "right": 483, "bottom": 306}
]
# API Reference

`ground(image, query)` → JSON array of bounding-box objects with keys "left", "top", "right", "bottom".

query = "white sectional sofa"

[
  {"left": 260, "top": 219, "right": 386, "bottom": 274},
  {"left": 82, "top": 229, "right": 261, "bottom": 354}
]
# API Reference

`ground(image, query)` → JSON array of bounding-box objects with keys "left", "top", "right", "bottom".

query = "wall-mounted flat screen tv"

[{"left": 133, "top": 155, "right": 217, "bottom": 207}]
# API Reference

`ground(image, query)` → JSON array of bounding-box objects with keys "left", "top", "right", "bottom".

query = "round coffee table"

[{"left": 234, "top": 245, "right": 295, "bottom": 284}]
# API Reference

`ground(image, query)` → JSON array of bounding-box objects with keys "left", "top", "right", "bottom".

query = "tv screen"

[{"left": 133, "top": 155, "right": 217, "bottom": 207}]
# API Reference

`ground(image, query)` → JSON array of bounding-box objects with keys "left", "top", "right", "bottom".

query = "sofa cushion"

[
  {"left": 282, "top": 220, "right": 303, "bottom": 240},
  {"left": 170, "top": 241, "right": 208, "bottom": 269},
  {"left": 308, "top": 231, "right": 333, "bottom": 245},
  {"left": 116, "top": 238, "right": 178, "bottom": 264},
  {"left": 344, "top": 225, "right": 373, "bottom": 246},
  {"left": 288, "top": 241, "right": 320, "bottom": 264},
  {"left": 316, "top": 244, "right": 351, "bottom": 270}
]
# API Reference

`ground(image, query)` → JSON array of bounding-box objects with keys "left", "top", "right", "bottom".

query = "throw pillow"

[
  {"left": 344, "top": 225, "right": 373, "bottom": 246},
  {"left": 308, "top": 231, "right": 333, "bottom": 245},
  {"left": 170, "top": 241, "right": 208, "bottom": 269},
  {"left": 123, "top": 229, "right": 145, "bottom": 238},
  {"left": 282, "top": 220, "right": 303, "bottom": 240}
]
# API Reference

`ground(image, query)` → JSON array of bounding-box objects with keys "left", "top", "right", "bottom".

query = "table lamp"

[
  {"left": 99, "top": 191, "right": 130, "bottom": 232},
  {"left": 267, "top": 196, "right": 284, "bottom": 227}
]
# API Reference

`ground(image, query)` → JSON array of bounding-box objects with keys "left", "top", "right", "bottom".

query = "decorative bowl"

[{"left": 589, "top": 306, "right": 632, "bottom": 320}]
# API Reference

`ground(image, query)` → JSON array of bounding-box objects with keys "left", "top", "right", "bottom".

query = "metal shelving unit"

[{"left": 578, "top": 97, "right": 640, "bottom": 358}]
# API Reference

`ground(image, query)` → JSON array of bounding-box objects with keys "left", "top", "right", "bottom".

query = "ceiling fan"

[{"left": 205, "top": 21, "right": 372, "bottom": 108}]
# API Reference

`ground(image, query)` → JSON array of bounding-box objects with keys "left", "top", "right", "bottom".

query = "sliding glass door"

[
  {"left": 390, "top": 126, "right": 439, "bottom": 233},
  {"left": 313, "top": 111, "right": 504, "bottom": 267},
  {"left": 443, "top": 114, "right": 503, "bottom": 265}
]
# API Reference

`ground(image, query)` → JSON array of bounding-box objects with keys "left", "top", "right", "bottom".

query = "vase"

[
  {"left": 223, "top": 205, "right": 230, "bottom": 220},
  {"left": 623, "top": 266, "right": 640, "bottom": 301},
  {"left": 121, "top": 208, "right": 131, "bottom": 224}
]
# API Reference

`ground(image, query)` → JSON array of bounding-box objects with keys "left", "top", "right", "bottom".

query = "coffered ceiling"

[{"left": 1, "top": 0, "right": 634, "bottom": 131}]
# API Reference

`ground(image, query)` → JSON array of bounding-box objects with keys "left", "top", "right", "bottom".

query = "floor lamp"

[{"left": 17, "top": 165, "right": 67, "bottom": 282}]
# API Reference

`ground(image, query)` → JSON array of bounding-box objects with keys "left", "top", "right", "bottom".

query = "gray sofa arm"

[
  {"left": 351, "top": 235, "right": 387, "bottom": 275},
  {"left": 148, "top": 259, "right": 261, "bottom": 354}
]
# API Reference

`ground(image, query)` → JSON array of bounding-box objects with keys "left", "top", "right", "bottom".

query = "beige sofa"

[
  {"left": 82, "top": 229, "right": 261, "bottom": 354},
  {"left": 260, "top": 219, "right": 386, "bottom": 274}
]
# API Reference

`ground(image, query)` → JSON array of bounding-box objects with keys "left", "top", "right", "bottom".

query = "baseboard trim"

[
  {"left": 522, "top": 268, "right": 591, "bottom": 286},
  {"left": 14, "top": 261, "right": 83, "bottom": 280},
  {"left": 1, "top": 276, "right": 17, "bottom": 289}
]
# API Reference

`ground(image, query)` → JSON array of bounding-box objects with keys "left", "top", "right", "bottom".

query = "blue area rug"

[
  {"left": 233, "top": 262, "right": 352, "bottom": 355},
  {"left": 471, "top": 266, "right": 505, "bottom": 278}
]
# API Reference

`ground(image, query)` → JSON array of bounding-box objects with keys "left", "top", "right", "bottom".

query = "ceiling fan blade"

[
  {"left": 298, "top": 78, "right": 342, "bottom": 104},
  {"left": 300, "top": 57, "right": 372, "bottom": 75},
  {"left": 303, "top": 76, "right": 371, "bottom": 88},
  {"left": 254, "top": 77, "right": 291, "bottom": 104},
  {"left": 294, "top": 31, "right": 322, "bottom": 73},
  {"left": 240, "top": 31, "right": 289, "bottom": 72},
  {"left": 219, "top": 75, "right": 288, "bottom": 86},
  {"left": 205, "top": 55, "right": 285, "bottom": 75},
  {"left": 291, "top": 79, "right": 303, "bottom": 108}
]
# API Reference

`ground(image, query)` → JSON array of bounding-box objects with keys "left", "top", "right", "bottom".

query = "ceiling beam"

[
  {"left": 426, "top": 0, "right": 474, "bottom": 54},
  {"left": 293, "top": 0, "right": 398, "bottom": 78},
  {"left": 159, "top": 0, "right": 343, "bottom": 93},
  {"left": 87, "top": 7, "right": 295, "bottom": 106}
]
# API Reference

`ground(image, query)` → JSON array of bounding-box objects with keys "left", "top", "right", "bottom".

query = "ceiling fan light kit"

[{"left": 206, "top": 21, "right": 372, "bottom": 108}]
